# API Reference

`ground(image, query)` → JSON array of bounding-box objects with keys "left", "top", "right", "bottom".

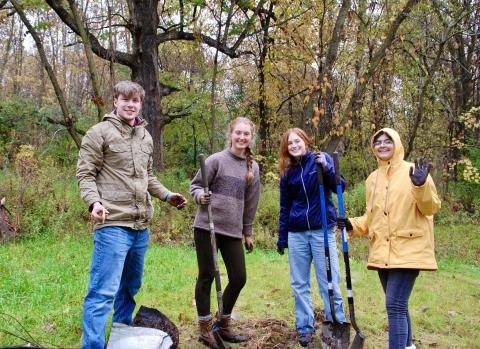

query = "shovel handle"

[
  {"left": 199, "top": 154, "right": 209, "bottom": 191},
  {"left": 333, "top": 151, "right": 342, "bottom": 185}
]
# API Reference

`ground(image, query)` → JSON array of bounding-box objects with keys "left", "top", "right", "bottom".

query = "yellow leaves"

[
  {"left": 459, "top": 106, "right": 480, "bottom": 129},
  {"left": 15, "top": 144, "right": 39, "bottom": 179},
  {"left": 448, "top": 158, "right": 480, "bottom": 184}
]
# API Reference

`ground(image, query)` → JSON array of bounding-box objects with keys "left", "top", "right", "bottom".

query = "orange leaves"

[{"left": 91, "top": 95, "right": 105, "bottom": 107}]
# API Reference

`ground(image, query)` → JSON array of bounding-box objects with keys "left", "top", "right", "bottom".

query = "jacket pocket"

[
  {"left": 101, "top": 191, "right": 133, "bottom": 202},
  {"left": 138, "top": 143, "right": 152, "bottom": 170},
  {"left": 109, "top": 143, "right": 129, "bottom": 153},
  {"left": 396, "top": 228, "right": 424, "bottom": 238},
  {"left": 100, "top": 191, "right": 134, "bottom": 222},
  {"left": 106, "top": 143, "right": 132, "bottom": 169}
]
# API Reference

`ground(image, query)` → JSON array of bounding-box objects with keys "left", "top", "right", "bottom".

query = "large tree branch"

[
  {"left": 45, "top": 0, "right": 135, "bottom": 67},
  {"left": 156, "top": 31, "right": 240, "bottom": 58},
  {"left": 322, "top": 0, "right": 352, "bottom": 75},
  {"left": 323, "top": 0, "right": 421, "bottom": 152}
]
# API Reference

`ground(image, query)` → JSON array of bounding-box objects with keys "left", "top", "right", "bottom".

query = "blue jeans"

[
  {"left": 81, "top": 226, "right": 149, "bottom": 349},
  {"left": 378, "top": 269, "right": 419, "bottom": 349},
  {"left": 288, "top": 228, "right": 346, "bottom": 334}
]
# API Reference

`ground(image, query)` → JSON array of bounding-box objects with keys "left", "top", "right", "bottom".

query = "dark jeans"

[
  {"left": 194, "top": 228, "right": 247, "bottom": 317},
  {"left": 378, "top": 269, "right": 419, "bottom": 349}
]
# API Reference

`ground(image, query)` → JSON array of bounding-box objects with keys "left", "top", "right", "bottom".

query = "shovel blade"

[
  {"left": 212, "top": 329, "right": 230, "bottom": 349},
  {"left": 321, "top": 321, "right": 351, "bottom": 349},
  {"left": 349, "top": 332, "right": 365, "bottom": 349}
]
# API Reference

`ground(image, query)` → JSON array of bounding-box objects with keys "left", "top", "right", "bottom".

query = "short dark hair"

[{"left": 373, "top": 131, "right": 392, "bottom": 143}]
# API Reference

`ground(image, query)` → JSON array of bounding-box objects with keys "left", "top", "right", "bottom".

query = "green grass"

[{"left": 1, "top": 231, "right": 479, "bottom": 349}]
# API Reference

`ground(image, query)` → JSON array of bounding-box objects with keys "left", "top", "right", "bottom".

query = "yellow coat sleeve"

[
  {"left": 411, "top": 175, "right": 441, "bottom": 216},
  {"left": 351, "top": 213, "right": 369, "bottom": 237}
]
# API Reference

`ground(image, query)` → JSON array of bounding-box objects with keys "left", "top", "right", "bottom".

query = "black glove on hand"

[
  {"left": 277, "top": 246, "right": 285, "bottom": 255},
  {"left": 409, "top": 157, "right": 432, "bottom": 187},
  {"left": 337, "top": 216, "right": 353, "bottom": 231}
]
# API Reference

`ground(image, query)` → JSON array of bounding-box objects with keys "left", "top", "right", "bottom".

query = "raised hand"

[{"left": 409, "top": 157, "right": 433, "bottom": 187}]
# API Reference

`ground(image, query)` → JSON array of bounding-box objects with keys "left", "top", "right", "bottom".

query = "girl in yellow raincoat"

[{"left": 337, "top": 128, "right": 441, "bottom": 349}]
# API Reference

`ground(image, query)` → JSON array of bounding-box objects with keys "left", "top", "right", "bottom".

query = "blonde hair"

[
  {"left": 279, "top": 128, "right": 311, "bottom": 177},
  {"left": 113, "top": 81, "right": 145, "bottom": 101},
  {"left": 227, "top": 117, "right": 256, "bottom": 185}
]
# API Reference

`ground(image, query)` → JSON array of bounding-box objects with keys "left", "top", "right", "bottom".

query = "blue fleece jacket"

[{"left": 277, "top": 151, "right": 346, "bottom": 249}]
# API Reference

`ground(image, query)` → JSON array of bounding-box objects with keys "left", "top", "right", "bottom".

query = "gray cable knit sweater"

[{"left": 190, "top": 149, "right": 260, "bottom": 238}]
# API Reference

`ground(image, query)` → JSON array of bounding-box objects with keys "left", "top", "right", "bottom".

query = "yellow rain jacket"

[{"left": 351, "top": 128, "right": 441, "bottom": 270}]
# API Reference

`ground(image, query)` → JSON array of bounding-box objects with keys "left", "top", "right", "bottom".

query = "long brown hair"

[
  {"left": 278, "top": 128, "right": 311, "bottom": 177},
  {"left": 227, "top": 117, "right": 256, "bottom": 185}
]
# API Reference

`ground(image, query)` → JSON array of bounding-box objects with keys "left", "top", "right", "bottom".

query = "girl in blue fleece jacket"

[{"left": 276, "top": 128, "right": 346, "bottom": 347}]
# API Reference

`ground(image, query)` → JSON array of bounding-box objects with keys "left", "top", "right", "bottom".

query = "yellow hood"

[{"left": 370, "top": 128, "right": 404, "bottom": 166}]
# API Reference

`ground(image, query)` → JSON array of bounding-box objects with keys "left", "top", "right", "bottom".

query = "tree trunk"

[
  {"left": 11, "top": 0, "right": 82, "bottom": 148},
  {"left": 68, "top": 0, "right": 106, "bottom": 122},
  {"left": 128, "top": 0, "right": 166, "bottom": 169},
  {"left": 257, "top": 2, "right": 275, "bottom": 156},
  {"left": 0, "top": 15, "right": 14, "bottom": 96}
]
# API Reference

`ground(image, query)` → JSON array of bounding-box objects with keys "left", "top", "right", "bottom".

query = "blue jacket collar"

[{"left": 291, "top": 151, "right": 314, "bottom": 167}]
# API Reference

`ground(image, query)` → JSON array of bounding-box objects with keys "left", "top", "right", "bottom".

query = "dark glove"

[
  {"left": 409, "top": 157, "right": 432, "bottom": 187},
  {"left": 314, "top": 152, "right": 327, "bottom": 171},
  {"left": 337, "top": 216, "right": 353, "bottom": 231},
  {"left": 276, "top": 239, "right": 287, "bottom": 255}
]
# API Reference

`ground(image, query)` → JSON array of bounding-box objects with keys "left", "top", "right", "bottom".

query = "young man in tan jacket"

[{"left": 76, "top": 81, "right": 187, "bottom": 349}]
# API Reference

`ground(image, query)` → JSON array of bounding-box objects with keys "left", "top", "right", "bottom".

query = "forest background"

[{"left": 0, "top": 0, "right": 479, "bottom": 348}]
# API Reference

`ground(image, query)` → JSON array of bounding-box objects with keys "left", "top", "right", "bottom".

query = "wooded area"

[
  {"left": 0, "top": 0, "right": 479, "bottom": 204},
  {"left": 0, "top": 2, "right": 479, "bottom": 348}
]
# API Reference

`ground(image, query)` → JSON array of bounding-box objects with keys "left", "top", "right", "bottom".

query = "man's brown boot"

[
  {"left": 198, "top": 318, "right": 220, "bottom": 349},
  {"left": 218, "top": 316, "right": 248, "bottom": 343}
]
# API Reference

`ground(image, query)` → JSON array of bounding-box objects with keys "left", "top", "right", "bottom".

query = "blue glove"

[{"left": 409, "top": 158, "right": 432, "bottom": 186}]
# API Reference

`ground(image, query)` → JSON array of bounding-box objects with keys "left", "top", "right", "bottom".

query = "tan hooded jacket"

[
  {"left": 76, "top": 113, "right": 170, "bottom": 231},
  {"left": 351, "top": 128, "right": 441, "bottom": 270}
]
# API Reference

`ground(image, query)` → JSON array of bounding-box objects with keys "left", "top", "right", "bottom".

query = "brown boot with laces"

[
  {"left": 198, "top": 318, "right": 221, "bottom": 349},
  {"left": 218, "top": 316, "right": 248, "bottom": 343}
]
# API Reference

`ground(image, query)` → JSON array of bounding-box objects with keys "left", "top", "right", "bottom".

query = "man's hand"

[
  {"left": 199, "top": 192, "right": 211, "bottom": 205},
  {"left": 337, "top": 216, "right": 353, "bottom": 231},
  {"left": 167, "top": 193, "right": 188, "bottom": 209},
  {"left": 244, "top": 236, "right": 254, "bottom": 253},
  {"left": 277, "top": 246, "right": 285, "bottom": 255},
  {"left": 409, "top": 157, "right": 432, "bottom": 187},
  {"left": 91, "top": 202, "right": 109, "bottom": 223},
  {"left": 315, "top": 152, "right": 327, "bottom": 171}
]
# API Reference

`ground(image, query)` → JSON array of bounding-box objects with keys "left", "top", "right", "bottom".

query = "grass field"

[{"left": 1, "top": 224, "right": 479, "bottom": 349}]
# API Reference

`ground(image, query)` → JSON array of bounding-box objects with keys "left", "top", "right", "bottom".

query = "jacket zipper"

[{"left": 300, "top": 161, "right": 311, "bottom": 230}]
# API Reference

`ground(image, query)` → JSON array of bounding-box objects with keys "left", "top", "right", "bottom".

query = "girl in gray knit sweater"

[{"left": 190, "top": 117, "right": 260, "bottom": 348}]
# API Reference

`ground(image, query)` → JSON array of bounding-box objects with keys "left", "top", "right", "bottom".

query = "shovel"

[
  {"left": 333, "top": 152, "right": 365, "bottom": 349},
  {"left": 199, "top": 154, "right": 230, "bottom": 349},
  {"left": 316, "top": 162, "right": 351, "bottom": 349}
]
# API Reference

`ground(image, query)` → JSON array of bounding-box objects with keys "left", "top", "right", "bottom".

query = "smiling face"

[
  {"left": 114, "top": 93, "right": 142, "bottom": 126},
  {"left": 287, "top": 132, "right": 307, "bottom": 159},
  {"left": 373, "top": 133, "right": 395, "bottom": 161},
  {"left": 229, "top": 121, "right": 253, "bottom": 156}
]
